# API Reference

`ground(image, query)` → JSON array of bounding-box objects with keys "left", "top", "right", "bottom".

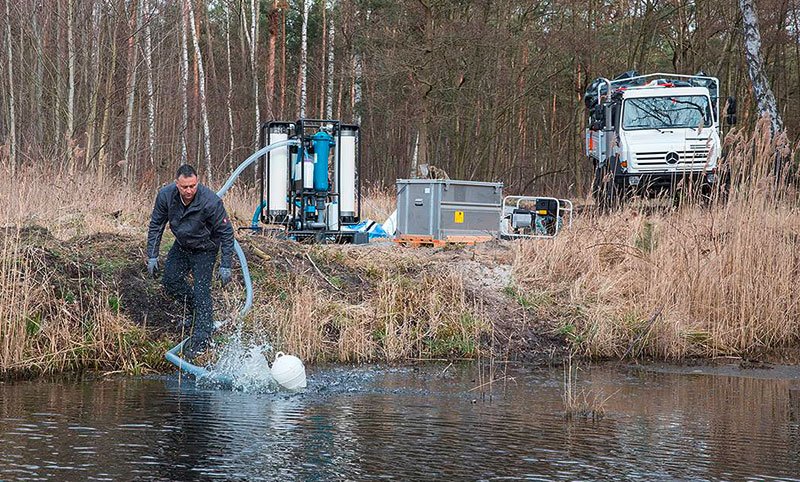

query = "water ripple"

[{"left": 0, "top": 364, "right": 798, "bottom": 480}]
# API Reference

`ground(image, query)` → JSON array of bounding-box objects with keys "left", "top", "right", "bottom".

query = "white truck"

[{"left": 584, "top": 72, "right": 736, "bottom": 207}]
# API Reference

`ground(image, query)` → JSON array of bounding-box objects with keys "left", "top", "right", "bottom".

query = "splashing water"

[{"left": 198, "top": 331, "right": 279, "bottom": 393}]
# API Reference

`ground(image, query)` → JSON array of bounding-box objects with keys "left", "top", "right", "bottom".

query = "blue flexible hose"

[
  {"left": 165, "top": 139, "right": 299, "bottom": 380},
  {"left": 251, "top": 201, "right": 265, "bottom": 229}
]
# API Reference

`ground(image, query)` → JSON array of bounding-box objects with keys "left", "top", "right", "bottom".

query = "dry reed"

[
  {"left": 562, "top": 354, "right": 611, "bottom": 420},
  {"left": 0, "top": 227, "right": 162, "bottom": 377},
  {"left": 238, "top": 241, "right": 491, "bottom": 363},
  {"left": 513, "top": 118, "right": 800, "bottom": 360}
]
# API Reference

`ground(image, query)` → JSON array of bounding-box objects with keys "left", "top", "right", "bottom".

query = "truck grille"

[{"left": 634, "top": 148, "right": 712, "bottom": 171}]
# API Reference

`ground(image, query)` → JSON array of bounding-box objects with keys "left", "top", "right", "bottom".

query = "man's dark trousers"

[{"left": 162, "top": 243, "right": 217, "bottom": 353}]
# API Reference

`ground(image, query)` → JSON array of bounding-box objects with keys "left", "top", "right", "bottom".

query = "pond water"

[{"left": 1, "top": 362, "right": 800, "bottom": 481}]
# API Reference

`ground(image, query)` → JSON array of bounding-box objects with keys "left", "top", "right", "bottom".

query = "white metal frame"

[{"left": 500, "top": 195, "right": 573, "bottom": 239}]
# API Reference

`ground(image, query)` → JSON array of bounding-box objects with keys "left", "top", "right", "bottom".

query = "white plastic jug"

[{"left": 270, "top": 352, "right": 307, "bottom": 390}]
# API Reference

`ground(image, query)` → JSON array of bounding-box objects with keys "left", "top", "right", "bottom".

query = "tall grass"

[
  {"left": 238, "top": 241, "right": 490, "bottom": 363},
  {"left": 513, "top": 118, "right": 800, "bottom": 360},
  {"left": 0, "top": 165, "right": 151, "bottom": 240},
  {"left": 0, "top": 227, "right": 162, "bottom": 377}
]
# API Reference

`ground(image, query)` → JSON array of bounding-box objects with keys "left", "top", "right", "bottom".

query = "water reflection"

[{"left": 1, "top": 364, "right": 799, "bottom": 480}]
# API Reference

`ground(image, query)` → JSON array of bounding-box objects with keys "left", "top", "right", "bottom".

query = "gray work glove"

[
  {"left": 146, "top": 257, "right": 159, "bottom": 278},
  {"left": 219, "top": 267, "right": 232, "bottom": 287}
]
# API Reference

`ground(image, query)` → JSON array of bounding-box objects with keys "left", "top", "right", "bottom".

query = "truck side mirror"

[{"left": 726, "top": 96, "right": 737, "bottom": 125}]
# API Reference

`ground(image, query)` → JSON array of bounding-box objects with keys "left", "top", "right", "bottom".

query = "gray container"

[{"left": 395, "top": 179, "right": 503, "bottom": 240}]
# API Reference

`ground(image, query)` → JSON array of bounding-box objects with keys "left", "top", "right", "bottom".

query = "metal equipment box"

[{"left": 395, "top": 179, "right": 503, "bottom": 245}]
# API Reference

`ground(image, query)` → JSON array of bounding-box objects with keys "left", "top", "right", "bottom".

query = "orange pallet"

[{"left": 394, "top": 234, "right": 493, "bottom": 248}]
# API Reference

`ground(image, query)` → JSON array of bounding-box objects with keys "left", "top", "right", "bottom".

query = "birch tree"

[
  {"left": 32, "top": 5, "right": 44, "bottom": 146},
  {"left": 4, "top": 0, "right": 16, "bottom": 174},
  {"left": 180, "top": 0, "right": 190, "bottom": 164},
  {"left": 244, "top": 0, "right": 260, "bottom": 181},
  {"left": 739, "top": 0, "right": 783, "bottom": 135},
  {"left": 54, "top": 0, "right": 63, "bottom": 149},
  {"left": 325, "top": 0, "right": 335, "bottom": 119},
  {"left": 186, "top": 0, "right": 212, "bottom": 182},
  {"left": 319, "top": 2, "right": 326, "bottom": 116},
  {"left": 85, "top": 0, "right": 102, "bottom": 168},
  {"left": 351, "top": 53, "right": 362, "bottom": 125},
  {"left": 225, "top": 2, "right": 235, "bottom": 169},
  {"left": 243, "top": 0, "right": 259, "bottom": 147},
  {"left": 143, "top": 0, "right": 156, "bottom": 169},
  {"left": 66, "top": 0, "right": 75, "bottom": 167},
  {"left": 123, "top": 0, "right": 142, "bottom": 178}
]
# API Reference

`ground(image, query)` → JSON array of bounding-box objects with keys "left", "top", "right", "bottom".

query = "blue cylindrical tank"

[{"left": 312, "top": 131, "right": 334, "bottom": 192}]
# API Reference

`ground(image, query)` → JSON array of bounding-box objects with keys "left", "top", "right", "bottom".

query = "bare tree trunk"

[
  {"left": 244, "top": 0, "right": 260, "bottom": 182},
  {"left": 191, "top": 5, "right": 200, "bottom": 167},
  {"left": 517, "top": 45, "right": 528, "bottom": 181},
  {"left": 186, "top": 0, "right": 212, "bottom": 182},
  {"left": 85, "top": 0, "right": 102, "bottom": 169},
  {"left": 279, "top": 8, "right": 286, "bottom": 118},
  {"left": 336, "top": 57, "right": 343, "bottom": 120},
  {"left": 54, "top": 0, "right": 63, "bottom": 150},
  {"left": 325, "top": 0, "right": 335, "bottom": 119},
  {"left": 739, "top": 0, "right": 783, "bottom": 134},
  {"left": 123, "top": 0, "right": 142, "bottom": 179},
  {"left": 142, "top": 0, "right": 156, "bottom": 170},
  {"left": 200, "top": 0, "right": 218, "bottom": 89},
  {"left": 266, "top": 2, "right": 278, "bottom": 120},
  {"left": 66, "top": 0, "right": 75, "bottom": 169},
  {"left": 300, "top": 0, "right": 310, "bottom": 118},
  {"left": 319, "top": 2, "right": 326, "bottom": 117},
  {"left": 409, "top": 131, "right": 419, "bottom": 178},
  {"left": 351, "top": 53, "right": 362, "bottom": 124},
  {"left": 4, "top": 0, "right": 17, "bottom": 174},
  {"left": 225, "top": 3, "right": 235, "bottom": 170},
  {"left": 32, "top": 7, "right": 44, "bottom": 146},
  {"left": 251, "top": 0, "right": 260, "bottom": 147},
  {"left": 98, "top": 12, "right": 119, "bottom": 180},
  {"left": 180, "top": 0, "right": 189, "bottom": 164}
]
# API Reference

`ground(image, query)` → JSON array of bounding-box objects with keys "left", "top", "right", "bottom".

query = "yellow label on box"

[{"left": 454, "top": 211, "right": 464, "bottom": 223}]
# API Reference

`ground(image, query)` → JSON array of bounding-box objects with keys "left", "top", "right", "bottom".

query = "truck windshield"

[{"left": 622, "top": 95, "right": 712, "bottom": 130}]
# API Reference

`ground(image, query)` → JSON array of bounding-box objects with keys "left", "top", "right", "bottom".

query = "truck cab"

[{"left": 584, "top": 72, "right": 733, "bottom": 206}]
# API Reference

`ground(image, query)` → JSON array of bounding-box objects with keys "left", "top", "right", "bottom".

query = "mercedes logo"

[{"left": 665, "top": 151, "right": 680, "bottom": 165}]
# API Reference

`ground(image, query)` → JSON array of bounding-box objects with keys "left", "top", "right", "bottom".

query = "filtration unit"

[{"left": 259, "top": 119, "right": 365, "bottom": 243}]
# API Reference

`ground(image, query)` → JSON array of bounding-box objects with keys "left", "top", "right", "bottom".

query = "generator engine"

[{"left": 502, "top": 196, "right": 572, "bottom": 239}]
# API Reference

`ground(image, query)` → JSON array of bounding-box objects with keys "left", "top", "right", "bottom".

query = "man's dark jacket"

[{"left": 146, "top": 183, "right": 234, "bottom": 268}]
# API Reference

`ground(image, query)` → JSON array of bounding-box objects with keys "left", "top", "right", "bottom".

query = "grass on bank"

[
  {"left": 1, "top": 118, "right": 798, "bottom": 378},
  {"left": 512, "top": 118, "right": 800, "bottom": 360},
  {"left": 224, "top": 240, "right": 491, "bottom": 363},
  {"left": 0, "top": 227, "right": 171, "bottom": 377}
]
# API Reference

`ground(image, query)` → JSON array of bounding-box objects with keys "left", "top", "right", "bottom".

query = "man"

[{"left": 146, "top": 164, "right": 234, "bottom": 359}]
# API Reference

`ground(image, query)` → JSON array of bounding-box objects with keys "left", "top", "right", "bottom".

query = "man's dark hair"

[{"left": 176, "top": 164, "right": 197, "bottom": 179}]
